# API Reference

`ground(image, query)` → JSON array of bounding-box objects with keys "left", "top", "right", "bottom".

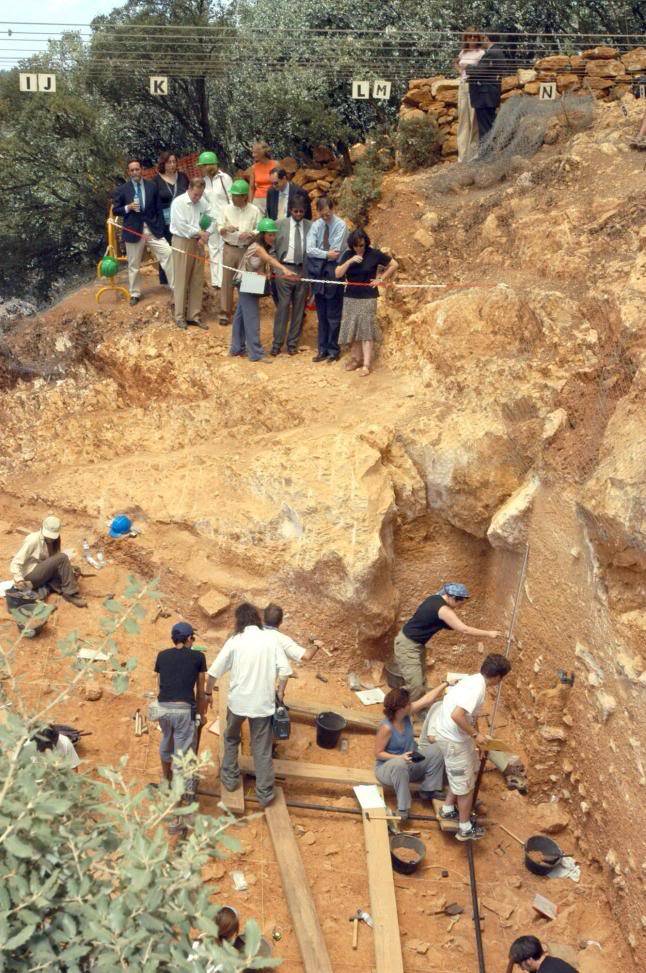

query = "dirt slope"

[{"left": 1, "top": 93, "right": 644, "bottom": 969}]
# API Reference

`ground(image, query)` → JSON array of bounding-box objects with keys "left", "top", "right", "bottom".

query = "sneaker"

[
  {"left": 63, "top": 593, "right": 87, "bottom": 608},
  {"left": 176, "top": 319, "right": 187, "bottom": 331},
  {"left": 129, "top": 296, "right": 140, "bottom": 306},
  {"left": 187, "top": 319, "right": 209, "bottom": 330},
  {"left": 455, "top": 823, "right": 485, "bottom": 842},
  {"left": 259, "top": 792, "right": 275, "bottom": 808},
  {"left": 439, "top": 806, "right": 458, "bottom": 820}
]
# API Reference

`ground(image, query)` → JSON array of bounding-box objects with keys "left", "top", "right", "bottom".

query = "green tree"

[{"left": 0, "top": 577, "right": 276, "bottom": 972}]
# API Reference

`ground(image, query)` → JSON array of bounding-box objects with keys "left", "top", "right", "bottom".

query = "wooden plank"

[
  {"left": 265, "top": 788, "right": 334, "bottom": 973},
  {"left": 361, "top": 805, "right": 404, "bottom": 973},
  {"left": 288, "top": 698, "right": 380, "bottom": 732},
  {"left": 218, "top": 673, "right": 245, "bottom": 815},
  {"left": 432, "top": 798, "right": 458, "bottom": 833},
  {"left": 239, "top": 755, "right": 379, "bottom": 786}
]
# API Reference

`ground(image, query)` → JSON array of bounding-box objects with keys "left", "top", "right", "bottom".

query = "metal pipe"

[
  {"left": 466, "top": 842, "right": 487, "bottom": 973},
  {"left": 490, "top": 543, "right": 529, "bottom": 734},
  {"left": 197, "top": 787, "right": 442, "bottom": 823}
]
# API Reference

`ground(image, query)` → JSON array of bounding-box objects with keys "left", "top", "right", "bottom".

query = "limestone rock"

[
  {"left": 431, "top": 78, "right": 459, "bottom": 97},
  {"left": 518, "top": 69, "right": 537, "bottom": 84},
  {"left": 581, "top": 46, "right": 619, "bottom": 59},
  {"left": 595, "top": 691, "right": 617, "bottom": 722},
  {"left": 541, "top": 408, "right": 568, "bottom": 443},
  {"left": 575, "top": 643, "right": 604, "bottom": 685},
  {"left": 540, "top": 726, "right": 567, "bottom": 742},
  {"left": 349, "top": 143, "right": 367, "bottom": 163},
  {"left": 535, "top": 55, "right": 571, "bottom": 71},
  {"left": 421, "top": 211, "right": 440, "bottom": 230},
  {"left": 622, "top": 47, "right": 646, "bottom": 72},
  {"left": 585, "top": 59, "right": 624, "bottom": 78},
  {"left": 198, "top": 589, "right": 230, "bottom": 619},
  {"left": 83, "top": 681, "right": 103, "bottom": 702},
  {"left": 487, "top": 474, "right": 540, "bottom": 550},
  {"left": 535, "top": 802, "right": 570, "bottom": 834},
  {"left": 413, "top": 227, "right": 434, "bottom": 249}
]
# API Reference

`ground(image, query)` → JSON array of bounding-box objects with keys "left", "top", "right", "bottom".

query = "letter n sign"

[
  {"left": 150, "top": 76, "right": 169, "bottom": 95},
  {"left": 352, "top": 81, "right": 370, "bottom": 99},
  {"left": 539, "top": 82, "right": 557, "bottom": 100}
]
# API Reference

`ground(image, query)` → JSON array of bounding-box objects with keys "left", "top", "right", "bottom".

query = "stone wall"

[{"left": 400, "top": 44, "right": 646, "bottom": 159}]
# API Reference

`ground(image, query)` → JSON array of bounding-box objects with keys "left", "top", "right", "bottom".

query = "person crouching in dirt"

[
  {"left": 508, "top": 935, "right": 577, "bottom": 972},
  {"left": 394, "top": 583, "right": 501, "bottom": 701},
  {"left": 434, "top": 653, "right": 511, "bottom": 841},
  {"left": 374, "top": 685, "right": 448, "bottom": 821},
  {"left": 9, "top": 516, "right": 86, "bottom": 608}
]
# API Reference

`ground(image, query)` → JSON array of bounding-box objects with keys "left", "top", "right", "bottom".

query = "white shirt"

[
  {"left": 284, "top": 217, "right": 305, "bottom": 264},
  {"left": 169, "top": 191, "right": 213, "bottom": 239},
  {"left": 203, "top": 171, "right": 233, "bottom": 220},
  {"left": 277, "top": 185, "right": 290, "bottom": 220},
  {"left": 458, "top": 48, "right": 485, "bottom": 80},
  {"left": 434, "top": 673, "right": 486, "bottom": 743},
  {"left": 56, "top": 733, "right": 81, "bottom": 768},
  {"left": 264, "top": 626, "right": 306, "bottom": 663},
  {"left": 207, "top": 625, "right": 292, "bottom": 718},
  {"left": 217, "top": 202, "right": 261, "bottom": 244}
]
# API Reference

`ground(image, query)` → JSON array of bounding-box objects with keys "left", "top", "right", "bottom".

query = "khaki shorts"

[{"left": 435, "top": 737, "right": 479, "bottom": 796}]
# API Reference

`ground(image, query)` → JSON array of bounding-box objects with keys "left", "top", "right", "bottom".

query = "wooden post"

[{"left": 265, "top": 789, "right": 334, "bottom": 973}]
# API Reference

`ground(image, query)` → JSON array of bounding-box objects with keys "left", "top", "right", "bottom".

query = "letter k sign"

[{"left": 150, "top": 76, "right": 169, "bottom": 95}]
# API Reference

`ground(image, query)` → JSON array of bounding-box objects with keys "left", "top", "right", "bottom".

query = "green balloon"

[
  {"left": 199, "top": 213, "right": 213, "bottom": 230},
  {"left": 100, "top": 255, "right": 119, "bottom": 278}
]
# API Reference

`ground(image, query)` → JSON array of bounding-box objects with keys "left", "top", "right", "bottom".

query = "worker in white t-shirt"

[
  {"left": 31, "top": 725, "right": 81, "bottom": 771},
  {"left": 262, "top": 603, "right": 321, "bottom": 664},
  {"left": 433, "top": 654, "right": 511, "bottom": 841}
]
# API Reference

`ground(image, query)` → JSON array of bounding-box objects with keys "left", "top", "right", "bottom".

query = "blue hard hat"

[
  {"left": 438, "top": 582, "right": 470, "bottom": 599},
  {"left": 109, "top": 514, "right": 133, "bottom": 538},
  {"left": 171, "top": 621, "right": 195, "bottom": 643}
]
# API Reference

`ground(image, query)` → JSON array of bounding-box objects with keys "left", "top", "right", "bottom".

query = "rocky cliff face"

[{"left": 0, "top": 90, "right": 644, "bottom": 960}]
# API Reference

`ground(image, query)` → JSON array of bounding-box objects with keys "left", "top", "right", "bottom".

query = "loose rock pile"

[{"left": 400, "top": 44, "right": 646, "bottom": 159}]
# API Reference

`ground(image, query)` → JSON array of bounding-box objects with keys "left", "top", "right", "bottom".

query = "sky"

[{"left": 0, "top": 0, "right": 115, "bottom": 22}]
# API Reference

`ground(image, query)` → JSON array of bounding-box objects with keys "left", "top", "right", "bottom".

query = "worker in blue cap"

[{"left": 394, "top": 583, "right": 501, "bottom": 701}]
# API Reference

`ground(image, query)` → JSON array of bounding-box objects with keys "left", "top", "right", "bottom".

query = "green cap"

[
  {"left": 199, "top": 213, "right": 213, "bottom": 230},
  {"left": 100, "top": 255, "right": 119, "bottom": 277},
  {"left": 257, "top": 217, "right": 278, "bottom": 233},
  {"left": 197, "top": 150, "right": 218, "bottom": 166},
  {"left": 230, "top": 179, "right": 250, "bottom": 196}
]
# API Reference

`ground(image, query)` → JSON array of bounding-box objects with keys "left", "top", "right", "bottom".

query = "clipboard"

[{"left": 239, "top": 271, "right": 267, "bottom": 295}]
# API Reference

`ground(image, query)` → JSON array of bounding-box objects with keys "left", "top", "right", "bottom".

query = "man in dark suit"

[
  {"left": 112, "top": 159, "right": 174, "bottom": 305},
  {"left": 271, "top": 198, "right": 311, "bottom": 356},
  {"left": 466, "top": 33, "right": 508, "bottom": 144},
  {"left": 266, "top": 168, "right": 312, "bottom": 221}
]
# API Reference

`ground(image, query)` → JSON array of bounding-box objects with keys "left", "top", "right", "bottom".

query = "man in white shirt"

[
  {"left": 197, "top": 151, "right": 233, "bottom": 291},
  {"left": 170, "top": 176, "right": 213, "bottom": 331},
  {"left": 271, "top": 199, "right": 311, "bottom": 356},
  {"left": 216, "top": 179, "right": 260, "bottom": 325},
  {"left": 433, "top": 654, "right": 511, "bottom": 841},
  {"left": 205, "top": 603, "right": 291, "bottom": 807},
  {"left": 262, "top": 603, "right": 320, "bottom": 664},
  {"left": 32, "top": 725, "right": 81, "bottom": 770}
]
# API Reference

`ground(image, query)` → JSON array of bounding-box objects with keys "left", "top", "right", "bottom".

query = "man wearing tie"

[
  {"left": 266, "top": 168, "right": 312, "bottom": 221},
  {"left": 306, "top": 197, "right": 348, "bottom": 363},
  {"left": 271, "top": 196, "right": 311, "bottom": 356},
  {"left": 112, "top": 159, "right": 174, "bottom": 306}
]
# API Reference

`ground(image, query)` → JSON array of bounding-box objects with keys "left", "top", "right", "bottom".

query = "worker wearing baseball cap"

[
  {"left": 197, "top": 150, "right": 233, "bottom": 291},
  {"left": 153, "top": 621, "right": 208, "bottom": 793},
  {"left": 393, "top": 583, "right": 502, "bottom": 701},
  {"left": 9, "top": 516, "right": 86, "bottom": 608},
  {"left": 216, "top": 178, "right": 261, "bottom": 325}
]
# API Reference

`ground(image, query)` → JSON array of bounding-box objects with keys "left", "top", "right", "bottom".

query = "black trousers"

[
  {"left": 26, "top": 553, "right": 78, "bottom": 596},
  {"left": 315, "top": 290, "right": 343, "bottom": 358},
  {"left": 474, "top": 104, "right": 498, "bottom": 141}
]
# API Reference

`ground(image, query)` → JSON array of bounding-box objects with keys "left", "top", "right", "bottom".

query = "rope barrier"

[{"left": 106, "top": 219, "right": 446, "bottom": 291}]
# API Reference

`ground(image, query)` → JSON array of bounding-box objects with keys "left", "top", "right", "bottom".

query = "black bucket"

[
  {"left": 390, "top": 833, "right": 426, "bottom": 875},
  {"left": 384, "top": 657, "right": 405, "bottom": 690},
  {"left": 315, "top": 711, "right": 347, "bottom": 749},
  {"left": 524, "top": 834, "right": 563, "bottom": 875}
]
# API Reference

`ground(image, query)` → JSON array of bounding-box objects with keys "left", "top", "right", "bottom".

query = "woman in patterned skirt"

[{"left": 335, "top": 229, "right": 398, "bottom": 376}]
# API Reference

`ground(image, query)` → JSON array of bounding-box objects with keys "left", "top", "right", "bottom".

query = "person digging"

[
  {"left": 393, "top": 583, "right": 501, "bottom": 701},
  {"left": 9, "top": 516, "right": 86, "bottom": 608},
  {"left": 508, "top": 935, "right": 577, "bottom": 972}
]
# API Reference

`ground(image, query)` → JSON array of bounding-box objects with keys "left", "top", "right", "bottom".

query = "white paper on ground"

[
  {"left": 355, "top": 687, "right": 385, "bottom": 705},
  {"left": 353, "top": 785, "right": 386, "bottom": 810},
  {"left": 0, "top": 580, "right": 13, "bottom": 595},
  {"left": 77, "top": 647, "right": 110, "bottom": 662},
  {"left": 548, "top": 855, "right": 580, "bottom": 882}
]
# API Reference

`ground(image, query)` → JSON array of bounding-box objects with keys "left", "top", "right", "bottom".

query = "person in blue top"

[
  {"left": 374, "top": 684, "right": 447, "bottom": 820},
  {"left": 305, "top": 197, "right": 348, "bottom": 364}
]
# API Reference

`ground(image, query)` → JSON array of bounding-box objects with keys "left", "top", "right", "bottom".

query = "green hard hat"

[
  {"left": 199, "top": 213, "right": 213, "bottom": 230},
  {"left": 100, "top": 255, "right": 119, "bottom": 278},
  {"left": 230, "top": 179, "right": 250, "bottom": 196},
  {"left": 257, "top": 217, "right": 278, "bottom": 234},
  {"left": 197, "top": 150, "right": 218, "bottom": 166}
]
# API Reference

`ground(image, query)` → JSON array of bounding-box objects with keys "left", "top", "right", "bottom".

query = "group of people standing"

[{"left": 112, "top": 141, "right": 397, "bottom": 375}]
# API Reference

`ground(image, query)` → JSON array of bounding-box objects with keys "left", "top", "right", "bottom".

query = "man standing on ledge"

[
  {"left": 205, "top": 603, "right": 291, "bottom": 808},
  {"left": 170, "top": 176, "right": 212, "bottom": 331},
  {"left": 306, "top": 197, "right": 348, "bottom": 364},
  {"left": 394, "top": 583, "right": 501, "bottom": 700}
]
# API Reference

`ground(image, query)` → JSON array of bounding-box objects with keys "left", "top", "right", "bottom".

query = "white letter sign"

[
  {"left": 150, "top": 76, "right": 169, "bottom": 95},
  {"left": 352, "top": 81, "right": 370, "bottom": 99},
  {"left": 19, "top": 73, "right": 37, "bottom": 92},
  {"left": 372, "top": 80, "right": 392, "bottom": 100},
  {"left": 539, "top": 82, "right": 557, "bottom": 100},
  {"left": 38, "top": 73, "right": 56, "bottom": 92}
]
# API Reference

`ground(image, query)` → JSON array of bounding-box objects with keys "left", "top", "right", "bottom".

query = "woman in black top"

[
  {"left": 335, "top": 228, "right": 398, "bottom": 376},
  {"left": 153, "top": 151, "right": 189, "bottom": 284}
]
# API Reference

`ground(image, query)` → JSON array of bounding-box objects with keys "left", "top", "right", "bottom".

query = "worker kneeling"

[
  {"left": 9, "top": 516, "right": 86, "bottom": 608},
  {"left": 374, "top": 685, "right": 447, "bottom": 821},
  {"left": 433, "top": 653, "right": 511, "bottom": 841}
]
